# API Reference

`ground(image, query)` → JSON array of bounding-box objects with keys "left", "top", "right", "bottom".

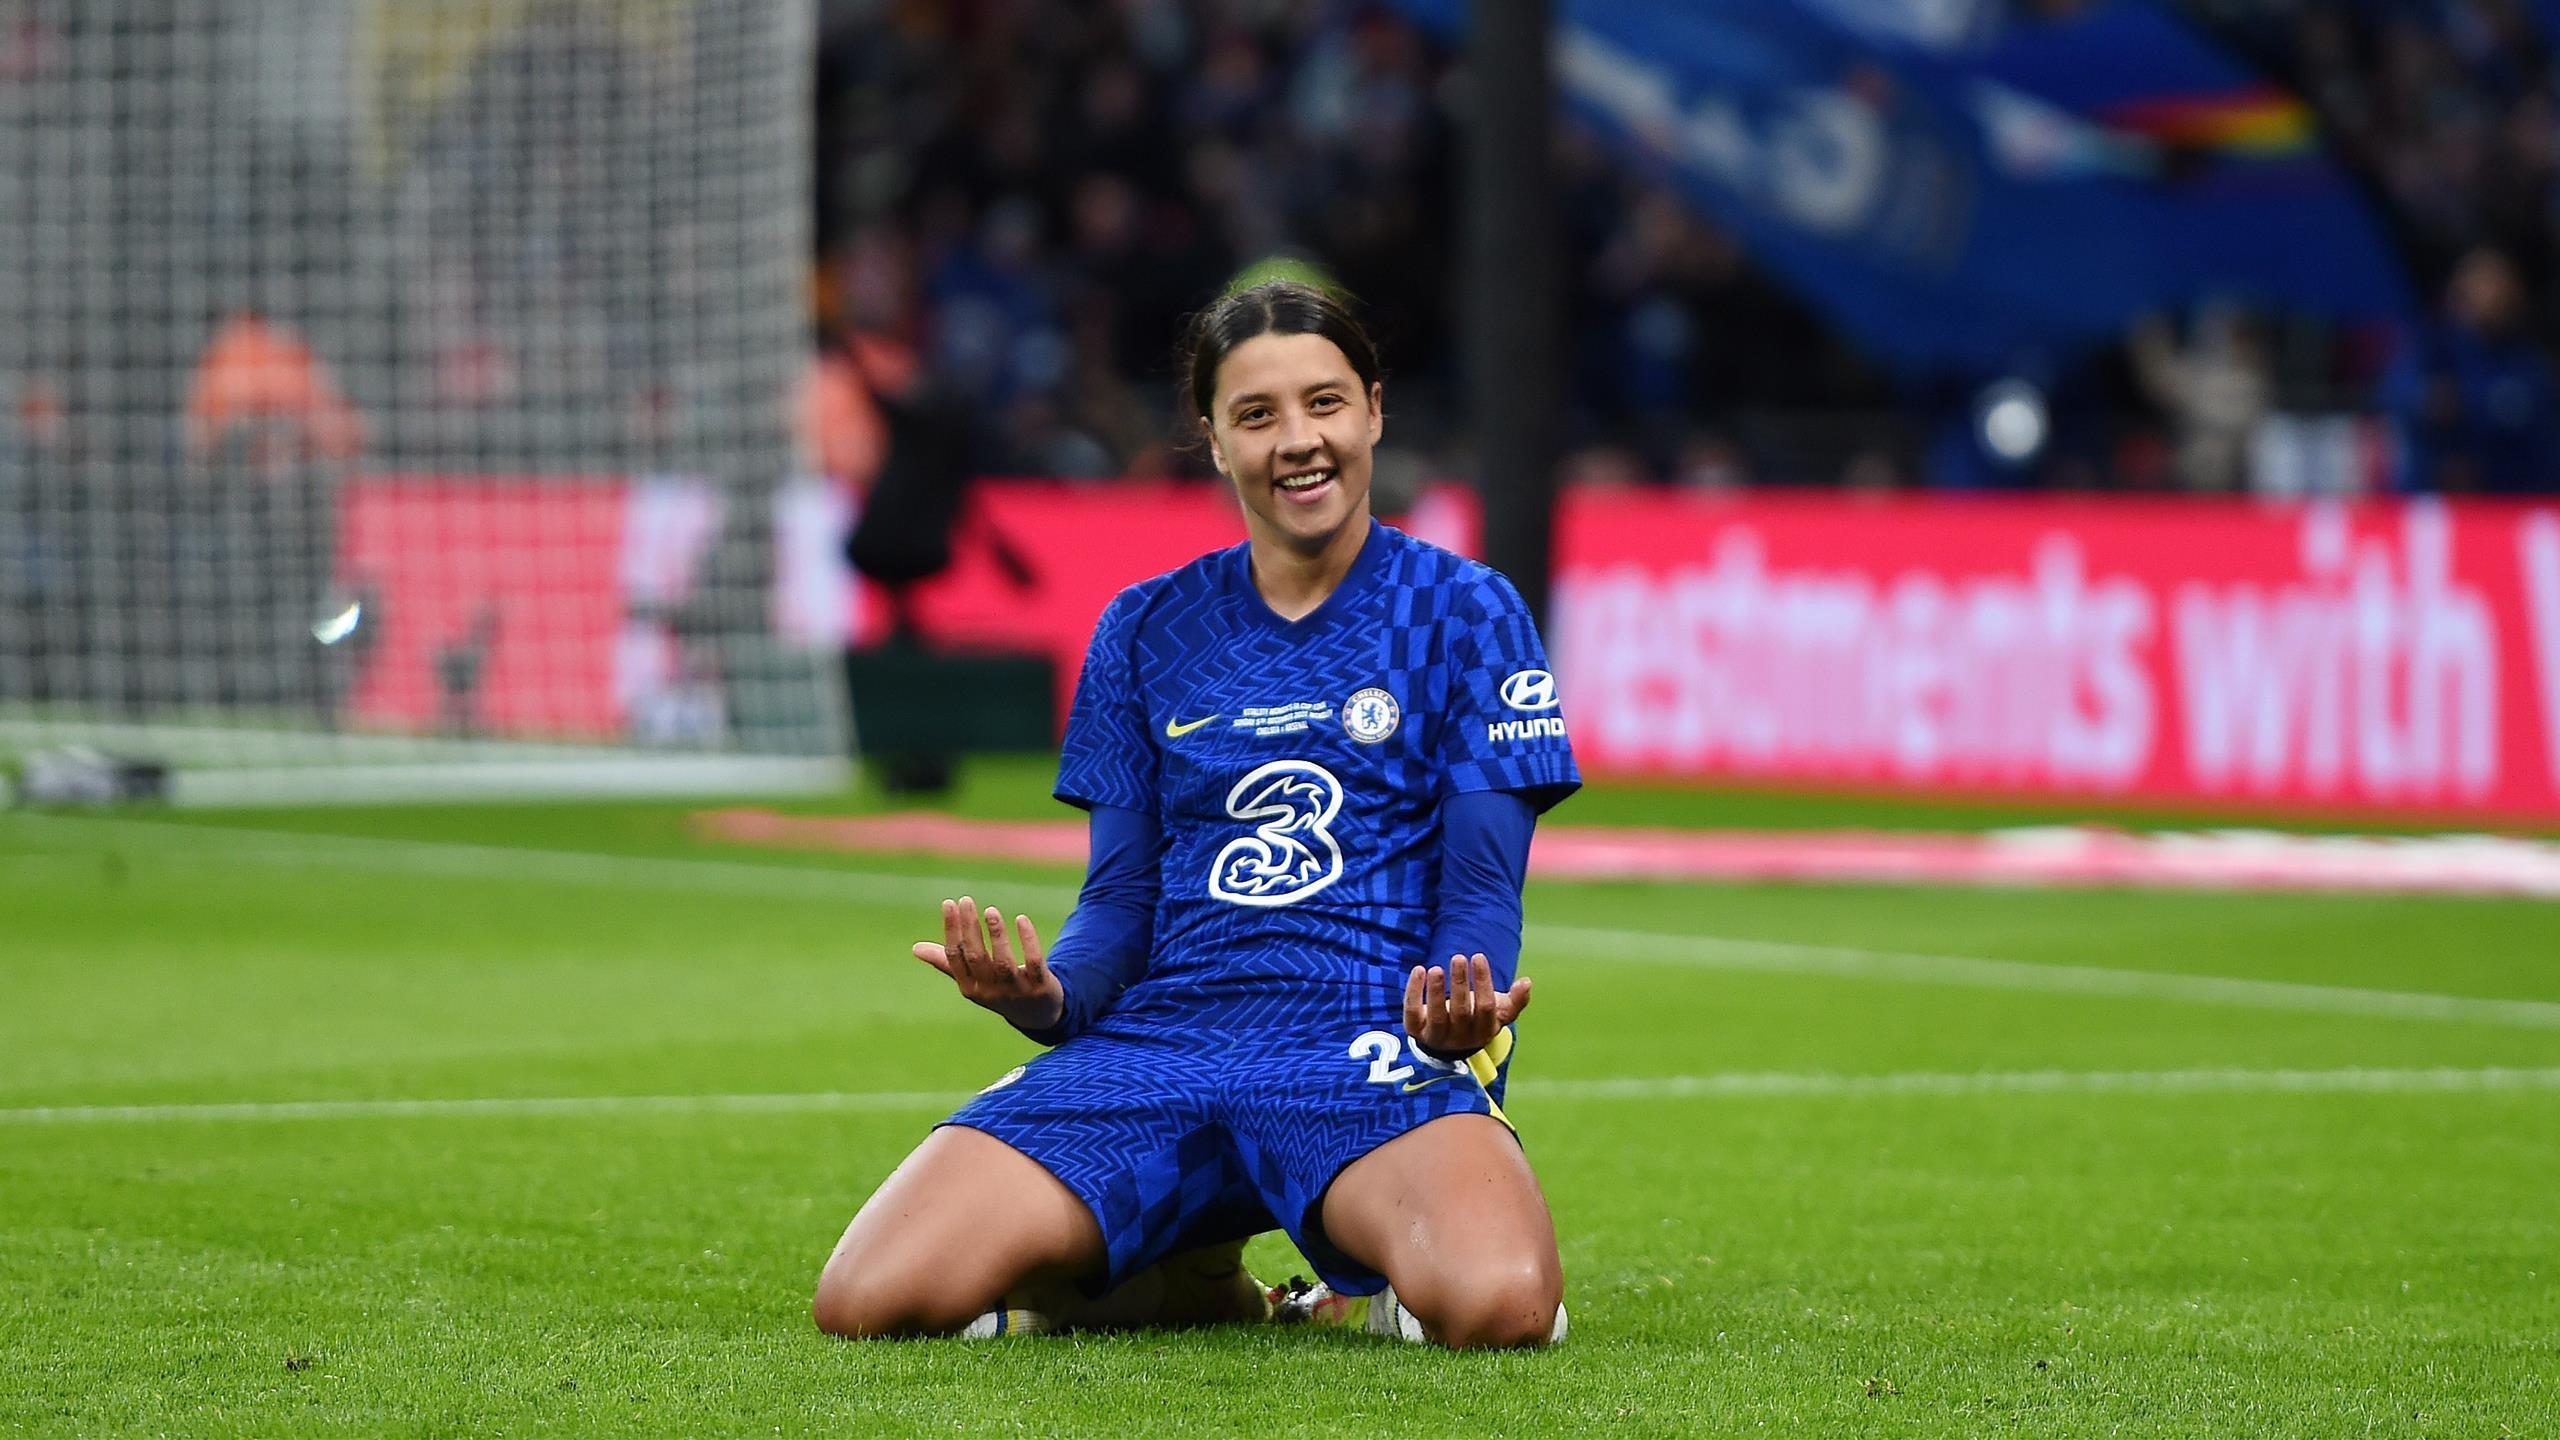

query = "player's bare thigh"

[
  {"left": 1316, "top": 1112, "right": 1563, "bottom": 1349},
  {"left": 813, "top": 1124, "right": 1105, "bottom": 1338}
]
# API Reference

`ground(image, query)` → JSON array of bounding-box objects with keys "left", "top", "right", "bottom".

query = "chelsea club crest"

[{"left": 1342, "top": 687, "right": 1400, "bottom": 744}]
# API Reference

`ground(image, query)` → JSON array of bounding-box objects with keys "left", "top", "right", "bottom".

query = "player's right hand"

[
  {"left": 913, "top": 895, "right": 1066, "bottom": 1033},
  {"left": 1405, "top": 952, "right": 1531, "bottom": 1058}
]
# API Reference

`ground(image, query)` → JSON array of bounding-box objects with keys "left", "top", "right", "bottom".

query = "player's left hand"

[{"left": 1404, "top": 952, "right": 1530, "bottom": 1058}]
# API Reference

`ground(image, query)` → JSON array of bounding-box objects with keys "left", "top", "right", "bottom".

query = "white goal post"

[{"left": 0, "top": 0, "right": 846, "bottom": 805}]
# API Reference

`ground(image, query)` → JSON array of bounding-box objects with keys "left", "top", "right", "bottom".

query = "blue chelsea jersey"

[{"left": 1053, "top": 520, "right": 1580, "bottom": 1032}]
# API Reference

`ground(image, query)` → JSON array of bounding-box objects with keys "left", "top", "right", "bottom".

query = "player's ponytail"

[{"left": 1182, "top": 280, "right": 1382, "bottom": 422}]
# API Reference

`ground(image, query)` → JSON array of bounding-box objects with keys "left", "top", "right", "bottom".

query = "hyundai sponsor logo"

[{"left": 1500, "top": 669, "right": 1559, "bottom": 712}]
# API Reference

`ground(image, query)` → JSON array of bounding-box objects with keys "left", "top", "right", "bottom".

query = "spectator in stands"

[
  {"left": 1061, "top": 172, "right": 1223, "bottom": 392},
  {"left": 183, "top": 311, "right": 367, "bottom": 472},
  {"left": 1674, "top": 433, "right": 1752, "bottom": 492},
  {"left": 2384, "top": 246, "right": 2560, "bottom": 493},
  {"left": 922, "top": 196, "right": 1062, "bottom": 418},
  {"left": 1057, "top": 296, "right": 1178, "bottom": 476},
  {"left": 2129, "top": 305, "right": 2273, "bottom": 492},
  {"left": 802, "top": 228, "right": 925, "bottom": 497},
  {"left": 1589, "top": 190, "right": 1712, "bottom": 463},
  {"left": 799, "top": 350, "right": 901, "bottom": 495}
]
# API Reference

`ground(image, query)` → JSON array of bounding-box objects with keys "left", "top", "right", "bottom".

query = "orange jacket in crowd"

[
  {"left": 795, "top": 333, "right": 919, "bottom": 493},
  {"left": 184, "top": 312, "right": 368, "bottom": 465}
]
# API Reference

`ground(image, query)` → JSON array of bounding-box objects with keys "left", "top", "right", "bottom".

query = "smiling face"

[{"left": 1202, "top": 331, "right": 1383, "bottom": 557}]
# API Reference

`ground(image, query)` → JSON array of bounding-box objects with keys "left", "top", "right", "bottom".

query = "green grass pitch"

[{"left": 4, "top": 759, "right": 2557, "bottom": 1436}]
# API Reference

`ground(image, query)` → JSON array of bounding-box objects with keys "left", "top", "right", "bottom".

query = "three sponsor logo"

[
  {"left": 1199, "top": 673, "right": 1565, "bottom": 909},
  {"left": 1208, "top": 759, "right": 1346, "bottom": 907}
]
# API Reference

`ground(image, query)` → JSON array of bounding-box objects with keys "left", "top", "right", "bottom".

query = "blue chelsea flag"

[{"left": 1391, "top": 0, "right": 2413, "bottom": 372}]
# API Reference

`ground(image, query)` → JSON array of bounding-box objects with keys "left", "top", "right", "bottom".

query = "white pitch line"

[
  {"left": 10, "top": 814, "right": 2560, "bottom": 1031},
  {"left": 0, "top": 1089, "right": 970, "bottom": 1126},
  {"left": 0, "top": 812, "right": 1084, "bottom": 911},
  {"left": 1529, "top": 1065, "right": 2560, "bottom": 1100},
  {"left": 1539, "top": 924, "right": 2560, "bottom": 1032},
  {"left": 7, "top": 1066, "right": 2559, "bottom": 1126}
]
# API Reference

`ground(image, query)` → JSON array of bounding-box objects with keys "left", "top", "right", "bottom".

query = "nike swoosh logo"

[
  {"left": 1164, "top": 714, "right": 1220, "bottom": 738},
  {"left": 1400, "top": 1072, "right": 1463, "bottom": 1095}
]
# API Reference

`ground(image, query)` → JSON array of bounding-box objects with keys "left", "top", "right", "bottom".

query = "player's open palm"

[
  {"left": 1405, "top": 951, "right": 1531, "bottom": 1058},
  {"left": 913, "top": 896, "right": 1065, "bottom": 1033}
]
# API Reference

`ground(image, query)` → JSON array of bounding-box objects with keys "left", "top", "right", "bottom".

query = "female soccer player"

[{"left": 812, "top": 281, "right": 1579, "bottom": 1349}]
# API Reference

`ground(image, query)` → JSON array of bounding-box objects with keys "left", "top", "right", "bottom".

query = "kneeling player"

[{"left": 813, "top": 282, "right": 1575, "bottom": 1348}]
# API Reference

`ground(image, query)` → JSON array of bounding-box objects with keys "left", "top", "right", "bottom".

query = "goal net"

[{"left": 0, "top": 0, "right": 844, "bottom": 806}]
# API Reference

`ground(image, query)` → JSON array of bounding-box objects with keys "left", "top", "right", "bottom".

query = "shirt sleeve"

[
  {"left": 1414, "top": 790, "right": 1536, "bottom": 1087},
  {"left": 1438, "top": 569, "right": 1581, "bottom": 813},
  {"left": 1421, "top": 789, "right": 1535, "bottom": 994},
  {"left": 1053, "top": 587, "right": 1159, "bottom": 816},
  {"left": 1015, "top": 803, "right": 1161, "bottom": 1046}
]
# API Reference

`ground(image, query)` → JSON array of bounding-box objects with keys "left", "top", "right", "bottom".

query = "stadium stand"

[{"left": 810, "top": 0, "right": 2560, "bottom": 494}]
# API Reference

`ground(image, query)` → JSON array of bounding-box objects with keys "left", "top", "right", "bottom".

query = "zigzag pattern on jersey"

[
  {"left": 1054, "top": 581, "right": 1163, "bottom": 819},
  {"left": 941, "top": 1031, "right": 1271, "bottom": 1285},
  {"left": 1052, "top": 525, "right": 1576, "bottom": 1036},
  {"left": 1144, "top": 537, "right": 1435, "bottom": 1029}
]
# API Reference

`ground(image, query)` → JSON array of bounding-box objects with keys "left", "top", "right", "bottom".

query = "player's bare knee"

[
  {"left": 810, "top": 1274, "right": 880, "bottom": 1338},
  {"left": 1431, "top": 1293, "right": 1559, "bottom": 1350},
  {"left": 813, "top": 1281, "right": 979, "bottom": 1339},
  {"left": 811, "top": 1262, "right": 894, "bottom": 1338},
  {"left": 812, "top": 1255, "right": 979, "bottom": 1339},
  {"left": 1413, "top": 1259, "right": 1561, "bottom": 1350},
  {"left": 811, "top": 1289, "right": 870, "bottom": 1338}
]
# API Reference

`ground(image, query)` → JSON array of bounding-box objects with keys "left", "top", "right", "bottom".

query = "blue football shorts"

[{"left": 939, "top": 1020, "right": 1515, "bottom": 1296}]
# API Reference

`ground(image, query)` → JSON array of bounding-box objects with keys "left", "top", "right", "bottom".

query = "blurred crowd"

[
  {"left": 2210, "top": 0, "right": 2560, "bottom": 494},
  {"left": 810, "top": 0, "right": 2560, "bottom": 495},
  {"left": 11, "top": 0, "right": 2560, "bottom": 499},
  {"left": 809, "top": 0, "right": 1884, "bottom": 497}
]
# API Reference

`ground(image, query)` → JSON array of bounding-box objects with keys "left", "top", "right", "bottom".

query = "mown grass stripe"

[
  {"left": 9, "top": 1066, "right": 2557, "bottom": 1126},
  {"left": 1544, "top": 923, "right": 2560, "bottom": 1031},
  {"left": 13, "top": 814, "right": 2560, "bottom": 1030}
]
